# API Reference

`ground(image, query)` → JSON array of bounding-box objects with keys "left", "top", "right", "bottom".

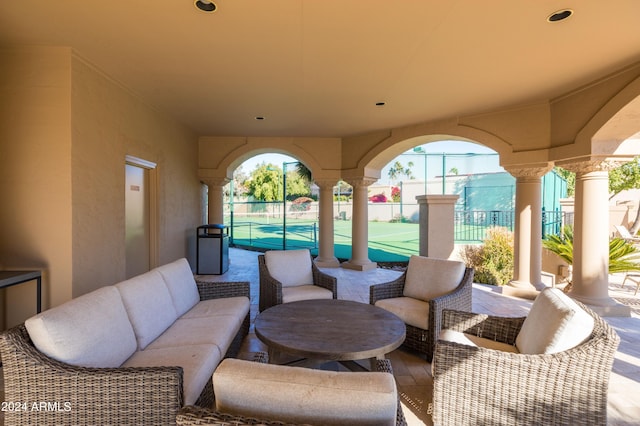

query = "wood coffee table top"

[{"left": 254, "top": 299, "right": 406, "bottom": 362}]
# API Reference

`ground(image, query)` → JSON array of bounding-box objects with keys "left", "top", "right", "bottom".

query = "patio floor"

[
  {"left": 203, "top": 247, "right": 640, "bottom": 426},
  {"left": 1, "top": 247, "right": 638, "bottom": 425}
]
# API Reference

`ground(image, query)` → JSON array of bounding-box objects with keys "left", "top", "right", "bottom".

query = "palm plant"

[{"left": 543, "top": 225, "right": 640, "bottom": 291}]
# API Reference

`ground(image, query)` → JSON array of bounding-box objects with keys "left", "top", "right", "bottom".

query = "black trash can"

[{"left": 196, "top": 224, "right": 229, "bottom": 275}]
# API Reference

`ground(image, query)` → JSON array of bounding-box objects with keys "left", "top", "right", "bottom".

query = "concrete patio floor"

[{"left": 201, "top": 247, "right": 640, "bottom": 426}]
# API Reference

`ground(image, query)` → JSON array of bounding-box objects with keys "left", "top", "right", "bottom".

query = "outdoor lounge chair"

[
  {"left": 258, "top": 249, "right": 337, "bottom": 312},
  {"left": 614, "top": 224, "right": 640, "bottom": 243},
  {"left": 369, "top": 255, "right": 474, "bottom": 361},
  {"left": 432, "top": 288, "right": 620, "bottom": 426}
]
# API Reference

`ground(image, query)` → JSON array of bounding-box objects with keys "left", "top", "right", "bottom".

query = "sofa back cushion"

[
  {"left": 403, "top": 256, "right": 466, "bottom": 302},
  {"left": 116, "top": 269, "right": 179, "bottom": 350},
  {"left": 25, "top": 286, "right": 137, "bottom": 368},
  {"left": 516, "top": 287, "right": 595, "bottom": 354},
  {"left": 264, "top": 249, "right": 314, "bottom": 287},
  {"left": 156, "top": 258, "right": 200, "bottom": 317},
  {"left": 213, "top": 358, "right": 397, "bottom": 426}
]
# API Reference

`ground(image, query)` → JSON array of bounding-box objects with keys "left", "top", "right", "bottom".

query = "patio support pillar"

[
  {"left": 505, "top": 165, "right": 552, "bottom": 293},
  {"left": 314, "top": 180, "right": 339, "bottom": 267},
  {"left": 342, "top": 177, "right": 377, "bottom": 271},
  {"left": 203, "top": 178, "right": 229, "bottom": 225},
  {"left": 416, "top": 194, "right": 459, "bottom": 259},
  {"left": 562, "top": 159, "right": 630, "bottom": 316}
]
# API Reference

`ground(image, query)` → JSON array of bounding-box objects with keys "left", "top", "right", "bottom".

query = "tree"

[
  {"left": 245, "top": 163, "right": 283, "bottom": 201},
  {"left": 556, "top": 157, "right": 640, "bottom": 234},
  {"left": 387, "top": 161, "right": 415, "bottom": 183},
  {"left": 609, "top": 157, "right": 640, "bottom": 234}
]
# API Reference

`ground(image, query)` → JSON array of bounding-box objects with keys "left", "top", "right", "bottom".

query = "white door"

[{"left": 125, "top": 163, "right": 150, "bottom": 278}]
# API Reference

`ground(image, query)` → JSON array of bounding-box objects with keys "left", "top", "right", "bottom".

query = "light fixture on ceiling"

[
  {"left": 255, "top": 116, "right": 265, "bottom": 121},
  {"left": 195, "top": 0, "right": 217, "bottom": 13},
  {"left": 375, "top": 101, "right": 386, "bottom": 107},
  {"left": 547, "top": 9, "right": 573, "bottom": 22}
]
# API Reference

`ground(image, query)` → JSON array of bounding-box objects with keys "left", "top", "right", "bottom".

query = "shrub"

[
  {"left": 461, "top": 226, "right": 514, "bottom": 286},
  {"left": 368, "top": 193, "right": 387, "bottom": 203},
  {"left": 391, "top": 186, "right": 401, "bottom": 202}
]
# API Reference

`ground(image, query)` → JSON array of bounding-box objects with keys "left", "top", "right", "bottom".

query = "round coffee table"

[{"left": 254, "top": 299, "right": 406, "bottom": 370}]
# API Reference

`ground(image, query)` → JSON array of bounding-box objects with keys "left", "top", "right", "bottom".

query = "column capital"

[
  {"left": 557, "top": 158, "right": 622, "bottom": 174},
  {"left": 314, "top": 179, "right": 338, "bottom": 190},
  {"left": 345, "top": 177, "right": 377, "bottom": 188},
  {"left": 201, "top": 177, "right": 230, "bottom": 187},
  {"left": 504, "top": 164, "right": 553, "bottom": 179}
]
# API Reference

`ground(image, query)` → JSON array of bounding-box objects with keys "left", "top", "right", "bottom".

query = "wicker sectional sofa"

[{"left": 0, "top": 258, "right": 250, "bottom": 426}]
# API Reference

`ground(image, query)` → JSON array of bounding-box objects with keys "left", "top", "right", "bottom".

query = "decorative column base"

[
  {"left": 502, "top": 280, "right": 540, "bottom": 300},
  {"left": 314, "top": 257, "right": 340, "bottom": 268},
  {"left": 570, "top": 293, "right": 631, "bottom": 317},
  {"left": 342, "top": 259, "right": 377, "bottom": 271}
]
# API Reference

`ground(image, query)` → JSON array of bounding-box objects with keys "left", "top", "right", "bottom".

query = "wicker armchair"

[
  {"left": 177, "top": 352, "right": 407, "bottom": 426},
  {"left": 258, "top": 249, "right": 337, "bottom": 312},
  {"left": 0, "top": 280, "right": 250, "bottom": 426},
  {"left": 432, "top": 303, "right": 620, "bottom": 426},
  {"left": 370, "top": 256, "right": 474, "bottom": 361}
]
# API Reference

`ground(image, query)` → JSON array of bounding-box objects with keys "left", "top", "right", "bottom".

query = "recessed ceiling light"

[
  {"left": 547, "top": 9, "right": 573, "bottom": 22},
  {"left": 375, "top": 102, "right": 386, "bottom": 107},
  {"left": 195, "top": 0, "right": 216, "bottom": 13}
]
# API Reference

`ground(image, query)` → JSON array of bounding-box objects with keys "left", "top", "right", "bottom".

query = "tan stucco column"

[
  {"left": 314, "top": 180, "right": 339, "bottom": 267},
  {"left": 416, "top": 195, "right": 459, "bottom": 259},
  {"left": 562, "top": 160, "right": 629, "bottom": 316},
  {"left": 505, "top": 166, "right": 552, "bottom": 292},
  {"left": 342, "top": 178, "right": 377, "bottom": 271},
  {"left": 203, "top": 178, "right": 229, "bottom": 225}
]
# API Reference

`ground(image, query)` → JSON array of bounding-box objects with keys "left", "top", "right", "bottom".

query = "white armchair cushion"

[
  {"left": 403, "top": 256, "right": 466, "bottom": 302},
  {"left": 25, "top": 286, "right": 137, "bottom": 368},
  {"left": 157, "top": 258, "right": 200, "bottom": 317},
  {"left": 375, "top": 297, "right": 429, "bottom": 330},
  {"left": 264, "top": 249, "right": 314, "bottom": 287},
  {"left": 516, "top": 288, "right": 594, "bottom": 354},
  {"left": 213, "top": 358, "right": 398, "bottom": 426},
  {"left": 282, "top": 285, "right": 333, "bottom": 303},
  {"left": 439, "top": 329, "right": 519, "bottom": 353},
  {"left": 116, "top": 270, "right": 179, "bottom": 350}
]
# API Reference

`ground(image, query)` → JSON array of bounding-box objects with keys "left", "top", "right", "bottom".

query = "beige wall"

[
  {"left": 0, "top": 47, "right": 73, "bottom": 328},
  {"left": 0, "top": 47, "right": 200, "bottom": 329}
]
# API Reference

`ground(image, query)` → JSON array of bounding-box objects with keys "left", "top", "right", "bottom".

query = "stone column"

[
  {"left": 314, "top": 180, "right": 339, "bottom": 267},
  {"left": 562, "top": 160, "right": 629, "bottom": 316},
  {"left": 203, "top": 178, "right": 229, "bottom": 225},
  {"left": 342, "top": 178, "right": 377, "bottom": 271},
  {"left": 505, "top": 166, "right": 552, "bottom": 292},
  {"left": 416, "top": 195, "right": 459, "bottom": 259}
]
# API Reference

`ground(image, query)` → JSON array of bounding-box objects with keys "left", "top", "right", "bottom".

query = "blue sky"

[{"left": 238, "top": 140, "right": 503, "bottom": 183}]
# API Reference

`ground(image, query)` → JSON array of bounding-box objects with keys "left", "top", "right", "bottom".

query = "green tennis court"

[{"left": 226, "top": 217, "right": 489, "bottom": 262}]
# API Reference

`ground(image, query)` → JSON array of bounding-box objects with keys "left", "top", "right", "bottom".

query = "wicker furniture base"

[
  {"left": 431, "top": 305, "right": 620, "bottom": 426},
  {"left": 370, "top": 266, "right": 474, "bottom": 361}
]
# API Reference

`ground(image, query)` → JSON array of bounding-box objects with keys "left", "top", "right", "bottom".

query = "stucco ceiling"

[{"left": 1, "top": 1, "right": 639, "bottom": 138}]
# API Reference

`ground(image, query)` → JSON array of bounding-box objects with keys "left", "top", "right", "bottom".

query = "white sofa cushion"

[
  {"left": 439, "top": 329, "right": 519, "bottom": 353},
  {"left": 282, "top": 285, "right": 333, "bottom": 303},
  {"left": 116, "top": 270, "right": 179, "bottom": 350},
  {"left": 516, "top": 287, "right": 595, "bottom": 354},
  {"left": 25, "top": 286, "right": 137, "bottom": 368},
  {"left": 180, "top": 296, "right": 250, "bottom": 320},
  {"left": 375, "top": 296, "right": 429, "bottom": 330},
  {"left": 157, "top": 258, "right": 200, "bottom": 317},
  {"left": 264, "top": 249, "right": 314, "bottom": 287},
  {"left": 213, "top": 358, "right": 398, "bottom": 426},
  {"left": 146, "top": 316, "right": 241, "bottom": 357},
  {"left": 122, "top": 344, "right": 221, "bottom": 405},
  {"left": 403, "top": 256, "right": 466, "bottom": 302}
]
